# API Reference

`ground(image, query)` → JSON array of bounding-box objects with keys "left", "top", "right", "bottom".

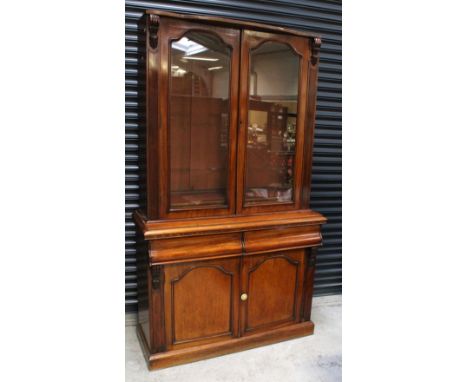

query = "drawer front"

[
  {"left": 244, "top": 225, "right": 321, "bottom": 254},
  {"left": 149, "top": 233, "right": 242, "bottom": 264}
]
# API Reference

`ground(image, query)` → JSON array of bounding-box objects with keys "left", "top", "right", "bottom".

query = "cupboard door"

[
  {"left": 237, "top": 30, "right": 310, "bottom": 214},
  {"left": 163, "top": 257, "right": 240, "bottom": 349},
  {"left": 158, "top": 18, "right": 240, "bottom": 218},
  {"left": 240, "top": 250, "right": 305, "bottom": 335}
]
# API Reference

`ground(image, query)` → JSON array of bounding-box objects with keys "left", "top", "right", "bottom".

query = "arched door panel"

[
  {"left": 240, "top": 250, "right": 306, "bottom": 334},
  {"left": 163, "top": 258, "right": 240, "bottom": 349}
]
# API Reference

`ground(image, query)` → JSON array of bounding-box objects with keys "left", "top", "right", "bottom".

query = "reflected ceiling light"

[
  {"left": 171, "top": 64, "right": 187, "bottom": 77},
  {"left": 171, "top": 69, "right": 187, "bottom": 77},
  {"left": 182, "top": 56, "right": 219, "bottom": 61},
  {"left": 172, "top": 37, "right": 208, "bottom": 56},
  {"left": 208, "top": 66, "right": 223, "bottom": 71}
]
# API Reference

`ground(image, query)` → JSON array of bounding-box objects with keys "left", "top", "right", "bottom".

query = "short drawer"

[
  {"left": 244, "top": 225, "right": 322, "bottom": 255},
  {"left": 149, "top": 233, "right": 242, "bottom": 264}
]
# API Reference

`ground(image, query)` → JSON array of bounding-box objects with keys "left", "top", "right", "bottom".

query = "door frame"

[
  {"left": 236, "top": 30, "right": 311, "bottom": 215},
  {"left": 153, "top": 17, "right": 241, "bottom": 219}
]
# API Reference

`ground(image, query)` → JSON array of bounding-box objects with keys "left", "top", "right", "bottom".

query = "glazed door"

[
  {"left": 239, "top": 250, "right": 306, "bottom": 335},
  {"left": 236, "top": 30, "right": 310, "bottom": 214},
  {"left": 157, "top": 18, "right": 240, "bottom": 218},
  {"left": 163, "top": 257, "right": 240, "bottom": 349}
]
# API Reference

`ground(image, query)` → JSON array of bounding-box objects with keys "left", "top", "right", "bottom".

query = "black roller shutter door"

[{"left": 125, "top": 0, "right": 342, "bottom": 312}]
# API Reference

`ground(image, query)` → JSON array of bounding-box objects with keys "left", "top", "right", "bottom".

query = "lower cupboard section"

[{"left": 154, "top": 249, "right": 311, "bottom": 353}]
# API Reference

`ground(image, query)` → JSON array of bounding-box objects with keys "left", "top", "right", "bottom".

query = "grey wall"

[{"left": 125, "top": 0, "right": 342, "bottom": 312}]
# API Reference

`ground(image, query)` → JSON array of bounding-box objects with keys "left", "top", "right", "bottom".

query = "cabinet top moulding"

[
  {"left": 144, "top": 9, "right": 321, "bottom": 39},
  {"left": 134, "top": 210, "right": 326, "bottom": 240}
]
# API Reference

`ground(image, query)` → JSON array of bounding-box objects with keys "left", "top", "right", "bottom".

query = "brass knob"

[{"left": 240, "top": 293, "right": 248, "bottom": 301}]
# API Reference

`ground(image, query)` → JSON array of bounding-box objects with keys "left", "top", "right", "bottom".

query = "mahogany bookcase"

[{"left": 134, "top": 9, "right": 326, "bottom": 370}]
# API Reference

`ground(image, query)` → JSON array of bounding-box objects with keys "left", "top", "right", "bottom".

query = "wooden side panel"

[
  {"left": 145, "top": 14, "right": 161, "bottom": 219},
  {"left": 302, "top": 248, "right": 317, "bottom": 322},
  {"left": 301, "top": 37, "right": 321, "bottom": 208},
  {"left": 240, "top": 250, "right": 305, "bottom": 334},
  {"left": 136, "top": 233, "right": 151, "bottom": 348},
  {"left": 163, "top": 258, "right": 240, "bottom": 349},
  {"left": 150, "top": 265, "right": 166, "bottom": 352}
]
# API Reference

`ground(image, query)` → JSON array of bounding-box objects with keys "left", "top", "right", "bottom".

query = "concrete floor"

[{"left": 126, "top": 295, "right": 341, "bottom": 382}]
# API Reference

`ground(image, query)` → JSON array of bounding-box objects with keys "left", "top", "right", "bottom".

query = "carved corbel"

[
  {"left": 308, "top": 247, "right": 318, "bottom": 268},
  {"left": 151, "top": 265, "right": 162, "bottom": 290},
  {"left": 310, "top": 36, "right": 322, "bottom": 65},
  {"left": 148, "top": 14, "right": 160, "bottom": 49}
]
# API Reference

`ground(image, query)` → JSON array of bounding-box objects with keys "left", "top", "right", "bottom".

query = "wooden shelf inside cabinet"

[{"left": 134, "top": 9, "right": 324, "bottom": 370}]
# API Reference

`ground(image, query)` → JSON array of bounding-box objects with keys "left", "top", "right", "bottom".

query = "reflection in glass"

[
  {"left": 244, "top": 42, "right": 300, "bottom": 205},
  {"left": 169, "top": 32, "right": 231, "bottom": 209}
]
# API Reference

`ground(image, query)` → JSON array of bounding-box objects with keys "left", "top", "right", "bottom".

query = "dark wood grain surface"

[{"left": 135, "top": 11, "right": 324, "bottom": 370}]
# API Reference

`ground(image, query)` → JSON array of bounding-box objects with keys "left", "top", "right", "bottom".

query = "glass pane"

[
  {"left": 169, "top": 32, "right": 231, "bottom": 209},
  {"left": 244, "top": 42, "right": 299, "bottom": 205}
]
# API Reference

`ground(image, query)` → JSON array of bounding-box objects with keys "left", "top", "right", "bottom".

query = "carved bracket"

[
  {"left": 310, "top": 36, "right": 322, "bottom": 65},
  {"left": 151, "top": 265, "right": 162, "bottom": 290},
  {"left": 149, "top": 14, "right": 160, "bottom": 49},
  {"left": 308, "top": 247, "right": 318, "bottom": 268}
]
